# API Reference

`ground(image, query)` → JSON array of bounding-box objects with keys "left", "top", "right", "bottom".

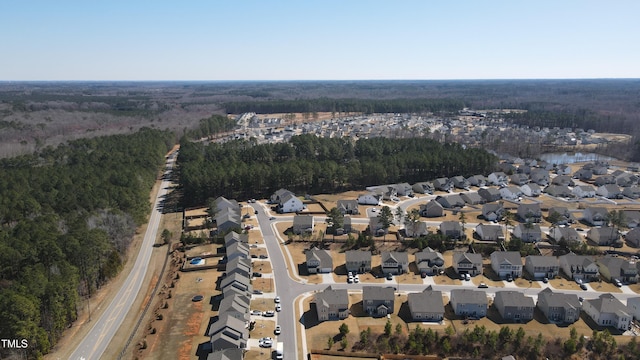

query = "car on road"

[
  {"left": 478, "top": 282, "right": 488, "bottom": 288},
  {"left": 274, "top": 325, "right": 281, "bottom": 335},
  {"left": 274, "top": 296, "right": 280, "bottom": 303},
  {"left": 191, "top": 295, "right": 204, "bottom": 302},
  {"left": 251, "top": 310, "right": 262, "bottom": 315},
  {"left": 263, "top": 310, "right": 275, "bottom": 317},
  {"left": 254, "top": 210, "right": 258, "bottom": 214},
  {"left": 275, "top": 304, "right": 281, "bottom": 312},
  {"left": 269, "top": 216, "right": 276, "bottom": 220}
]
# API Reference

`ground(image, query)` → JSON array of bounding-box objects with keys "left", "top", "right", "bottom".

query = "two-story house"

[
  {"left": 493, "top": 291, "right": 535, "bottom": 323},
  {"left": 363, "top": 286, "right": 395, "bottom": 317},
  {"left": 536, "top": 288, "right": 581, "bottom": 324},
  {"left": 414, "top": 247, "right": 445, "bottom": 276},
  {"left": 453, "top": 252, "right": 483, "bottom": 277},
  {"left": 306, "top": 247, "right": 333, "bottom": 274},
  {"left": 408, "top": 287, "right": 444, "bottom": 321},
  {"left": 345, "top": 250, "right": 372, "bottom": 274},
  {"left": 450, "top": 289, "right": 488, "bottom": 319},
  {"left": 315, "top": 286, "right": 349, "bottom": 321},
  {"left": 524, "top": 255, "right": 559, "bottom": 280},
  {"left": 381, "top": 251, "right": 409, "bottom": 275},
  {"left": 583, "top": 293, "right": 632, "bottom": 330},
  {"left": 559, "top": 252, "right": 599, "bottom": 282},
  {"left": 490, "top": 251, "right": 523, "bottom": 279},
  {"left": 598, "top": 256, "right": 638, "bottom": 284}
]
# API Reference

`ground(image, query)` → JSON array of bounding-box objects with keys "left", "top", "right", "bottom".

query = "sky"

[{"left": 1, "top": 1, "right": 639, "bottom": 81}]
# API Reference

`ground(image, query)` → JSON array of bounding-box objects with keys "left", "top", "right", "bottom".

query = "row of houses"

[
  {"left": 207, "top": 231, "right": 253, "bottom": 358},
  {"left": 314, "top": 285, "right": 635, "bottom": 330}
]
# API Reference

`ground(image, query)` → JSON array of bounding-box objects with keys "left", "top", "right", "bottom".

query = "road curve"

[{"left": 69, "top": 152, "right": 177, "bottom": 360}]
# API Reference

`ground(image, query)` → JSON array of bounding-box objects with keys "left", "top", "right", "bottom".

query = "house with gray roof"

[
  {"left": 440, "top": 221, "right": 463, "bottom": 239},
  {"left": 272, "top": 189, "right": 305, "bottom": 213},
  {"left": 482, "top": 203, "right": 504, "bottom": 222},
  {"left": 315, "top": 286, "right": 349, "bottom": 321},
  {"left": 412, "top": 181, "right": 434, "bottom": 194},
  {"left": 207, "top": 349, "right": 244, "bottom": 360},
  {"left": 357, "top": 192, "right": 382, "bottom": 205},
  {"left": 499, "top": 186, "right": 522, "bottom": 201},
  {"left": 381, "top": 251, "right": 409, "bottom": 274},
  {"left": 218, "top": 293, "right": 250, "bottom": 322},
  {"left": 595, "top": 175, "right": 617, "bottom": 186},
  {"left": 513, "top": 224, "right": 542, "bottom": 243},
  {"left": 393, "top": 182, "right": 413, "bottom": 196},
  {"left": 208, "top": 313, "right": 248, "bottom": 351},
  {"left": 586, "top": 226, "right": 619, "bottom": 246},
  {"left": 493, "top": 291, "right": 534, "bottom": 323},
  {"left": 452, "top": 252, "right": 483, "bottom": 276},
  {"left": 405, "top": 220, "right": 428, "bottom": 237},
  {"left": 549, "top": 226, "right": 582, "bottom": 244},
  {"left": 336, "top": 199, "right": 359, "bottom": 215},
  {"left": 408, "top": 287, "right": 444, "bottom": 321},
  {"left": 582, "top": 207, "right": 609, "bottom": 226},
  {"left": 597, "top": 256, "right": 638, "bottom": 284},
  {"left": 488, "top": 172, "right": 508, "bottom": 186},
  {"left": 520, "top": 183, "right": 542, "bottom": 197},
  {"left": 478, "top": 188, "right": 501, "bottom": 202},
  {"left": 530, "top": 169, "right": 550, "bottom": 186},
  {"left": 214, "top": 196, "right": 241, "bottom": 214},
  {"left": 363, "top": 286, "right": 395, "bottom": 317},
  {"left": 225, "top": 242, "right": 250, "bottom": 262},
  {"left": 544, "top": 185, "right": 573, "bottom": 198},
  {"left": 623, "top": 186, "right": 640, "bottom": 199},
  {"left": 626, "top": 297, "right": 640, "bottom": 320},
  {"left": 573, "top": 185, "right": 596, "bottom": 198},
  {"left": 461, "top": 192, "right": 484, "bottom": 205},
  {"left": 293, "top": 214, "right": 314, "bottom": 234},
  {"left": 626, "top": 227, "right": 640, "bottom": 247},
  {"left": 435, "top": 194, "right": 465, "bottom": 209},
  {"left": 490, "top": 251, "right": 523, "bottom": 279},
  {"left": 573, "top": 168, "right": 593, "bottom": 181},
  {"left": 345, "top": 250, "right": 372, "bottom": 274},
  {"left": 415, "top": 247, "right": 445, "bottom": 276},
  {"left": 216, "top": 208, "right": 242, "bottom": 233},
  {"left": 475, "top": 223, "right": 504, "bottom": 242},
  {"left": 536, "top": 288, "right": 581, "bottom": 324},
  {"left": 517, "top": 203, "right": 542, "bottom": 223},
  {"left": 624, "top": 210, "right": 640, "bottom": 228},
  {"left": 433, "top": 177, "right": 452, "bottom": 192},
  {"left": 559, "top": 252, "right": 599, "bottom": 282},
  {"left": 224, "top": 231, "right": 248, "bottom": 248},
  {"left": 547, "top": 207, "right": 574, "bottom": 225},
  {"left": 450, "top": 289, "right": 488, "bottom": 318},
  {"left": 552, "top": 175, "right": 574, "bottom": 187},
  {"left": 306, "top": 247, "right": 333, "bottom": 274},
  {"left": 451, "top": 176, "right": 470, "bottom": 189},
  {"left": 524, "top": 255, "right": 559, "bottom": 280},
  {"left": 419, "top": 200, "right": 443, "bottom": 217},
  {"left": 597, "top": 184, "right": 622, "bottom": 199},
  {"left": 225, "top": 257, "right": 252, "bottom": 279},
  {"left": 583, "top": 293, "right": 632, "bottom": 330},
  {"left": 467, "top": 175, "right": 487, "bottom": 187},
  {"left": 510, "top": 173, "right": 529, "bottom": 186},
  {"left": 220, "top": 272, "right": 252, "bottom": 294}
]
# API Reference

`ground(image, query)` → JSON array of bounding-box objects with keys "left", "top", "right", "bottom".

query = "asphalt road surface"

[{"left": 69, "top": 152, "right": 177, "bottom": 360}]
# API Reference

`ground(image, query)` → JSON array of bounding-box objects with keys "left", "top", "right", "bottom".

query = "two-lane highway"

[{"left": 70, "top": 152, "right": 177, "bottom": 360}]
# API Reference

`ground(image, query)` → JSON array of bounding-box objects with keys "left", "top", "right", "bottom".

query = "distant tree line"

[
  {"left": 0, "top": 128, "right": 173, "bottom": 359},
  {"left": 185, "top": 114, "right": 237, "bottom": 139},
  {"left": 222, "top": 98, "right": 465, "bottom": 115},
  {"left": 178, "top": 134, "right": 497, "bottom": 206}
]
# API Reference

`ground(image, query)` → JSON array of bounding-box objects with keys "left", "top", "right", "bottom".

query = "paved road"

[{"left": 70, "top": 152, "right": 177, "bottom": 360}]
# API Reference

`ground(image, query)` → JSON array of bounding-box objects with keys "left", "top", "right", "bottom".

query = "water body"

[{"left": 539, "top": 152, "right": 617, "bottom": 164}]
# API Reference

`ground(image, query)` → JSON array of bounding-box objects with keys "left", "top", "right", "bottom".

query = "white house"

[
  {"left": 582, "top": 294, "right": 632, "bottom": 330},
  {"left": 357, "top": 192, "right": 382, "bottom": 205},
  {"left": 276, "top": 192, "right": 304, "bottom": 213},
  {"left": 499, "top": 186, "right": 522, "bottom": 201},
  {"left": 520, "top": 183, "right": 542, "bottom": 197},
  {"left": 572, "top": 185, "right": 596, "bottom": 198},
  {"left": 488, "top": 172, "right": 508, "bottom": 186}
]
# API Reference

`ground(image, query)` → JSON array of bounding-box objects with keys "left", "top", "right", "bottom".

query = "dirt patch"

[{"left": 253, "top": 278, "right": 274, "bottom": 293}]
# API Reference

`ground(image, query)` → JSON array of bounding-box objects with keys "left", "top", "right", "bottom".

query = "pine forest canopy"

[
  {"left": 0, "top": 128, "right": 173, "bottom": 359},
  {"left": 178, "top": 134, "right": 497, "bottom": 206}
]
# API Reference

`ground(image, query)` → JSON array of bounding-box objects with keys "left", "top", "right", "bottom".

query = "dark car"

[
  {"left": 192, "top": 295, "right": 204, "bottom": 302},
  {"left": 386, "top": 273, "right": 393, "bottom": 280},
  {"left": 580, "top": 283, "right": 587, "bottom": 291},
  {"left": 253, "top": 272, "right": 263, "bottom": 277}
]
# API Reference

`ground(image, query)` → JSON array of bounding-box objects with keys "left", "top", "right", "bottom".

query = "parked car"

[
  {"left": 253, "top": 290, "right": 263, "bottom": 295},
  {"left": 386, "top": 273, "right": 393, "bottom": 280},
  {"left": 251, "top": 310, "right": 262, "bottom": 316},
  {"left": 276, "top": 304, "right": 281, "bottom": 312},
  {"left": 478, "top": 283, "right": 488, "bottom": 288},
  {"left": 274, "top": 296, "right": 280, "bottom": 303},
  {"left": 259, "top": 254, "right": 268, "bottom": 259},
  {"left": 506, "top": 274, "right": 513, "bottom": 282},
  {"left": 263, "top": 310, "right": 275, "bottom": 317},
  {"left": 253, "top": 272, "right": 263, "bottom": 277},
  {"left": 465, "top": 273, "right": 471, "bottom": 281},
  {"left": 347, "top": 276, "right": 353, "bottom": 284},
  {"left": 542, "top": 277, "right": 548, "bottom": 283},
  {"left": 580, "top": 284, "right": 588, "bottom": 291},
  {"left": 269, "top": 216, "right": 276, "bottom": 220},
  {"left": 614, "top": 279, "right": 623, "bottom": 287},
  {"left": 259, "top": 337, "right": 273, "bottom": 347},
  {"left": 274, "top": 325, "right": 281, "bottom": 335},
  {"left": 354, "top": 275, "right": 360, "bottom": 283}
]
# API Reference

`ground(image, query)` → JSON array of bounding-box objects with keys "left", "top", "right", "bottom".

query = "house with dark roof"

[
  {"left": 315, "top": 286, "right": 349, "bottom": 321},
  {"left": 587, "top": 227, "right": 619, "bottom": 246},
  {"left": 552, "top": 175, "right": 574, "bottom": 187},
  {"left": 293, "top": 214, "right": 315, "bottom": 234},
  {"left": 490, "top": 251, "right": 523, "bottom": 279},
  {"left": 488, "top": 172, "right": 508, "bottom": 186},
  {"left": 544, "top": 185, "right": 573, "bottom": 198},
  {"left": 530, "top": 169, "right": 550, "bottom": 186},
  {"left": 306, "top": 247, "right": 333, "bottom": 274},
  {"left": 478, "top": 188, "right": 502, "bottom": 202},
  {"left": 493, "top": 291, "right": 534, "bottom": 323},
  {"left": 214, "top": 196, "right": 241, "bottom": 214},
  {"left": 405, "top": 220, "right": 428, "bottom": 237},
  {"left": 208, "top": 313, "right": 248, "bottom": 351},
  {"left": 524, "top": 255, "right": 559, "bottom": 280},
  {"left": 440, "top": 221, "right": 463, "bottom": 239},
  {"left": 482, "top": 203, "right": 504, "bottom": 222},
  {"left": 536, "top": 288, "right": 581, "bottom": 324},
  {"left": 623, "top": 186, "right": 640, "bottom": 199},
  {"left": 224, "top": 231, "right": 248, "bottom": 247},
  {"left": 219, "top": 272, "right": 252, "bottom": 294},
  {"left": 626, "top": 227, "right": 640, "bottom": 247},
  {"left": 345, "top": 250, "right": 372, "bottom": 274},
  {"left": 547, "top": 207, "right": 574, "bottom": 225},
  {"left": 451, "top": 176, "right": 470, "bottom": 189},
  {"left": 582, "top": 207, "right": 609, "bottom": 226},
  {"left": 363, "top": 286, "right": 395, "bottom": 317},
  {"left": 225, "top": 242, "right": 250, "bottom": 262},
  {"left": 408, "top": 287, "right": 444, "bottom": 321},
  {"left": 597, "top": 256, "right": 638, "bottom": 284},
  {"left": 218, "top": 293, "right": 250, "bottom": 322},
  {"left": 499, "top": 186, "right": 522, "bottom": 200},
  {"left": 225, "top": 257, "right": 252, "bottom": 279},
  {"left": 435, "top": 194, "right": 465, "bottom": 209},
  {"left": 452, "top": 252, "right": 483, "bottom": 276},
  {"left": 461, "top": 192, "right": 484, "bottom": 205},
  {"left": 517, "top": 203, "right": 542, "bottom": 223},
  {"left": 207, "top": 349, "right": 244, "bottom": 360},
  {"left": 583, "top": 293, "right": 632, "bottom": 330},
  {"left": 420, "top": 200, "right": 444, "bottom": 217},
  {"left": 510, "top": 173, "right": 529, "bottom": 186},
  {"left": 595, "top": 175, "right": 617, "bottom": 186},
  {"left": 381, "top": 251, "right": 409, "bottom": 274},
  {"left": 412, "top": 181, "right": 435, "bottom": 194},
  {"left": 513, "top": 224, "right": 542, "bottom": 243},
  {"left": 336, "top": 199, "right": 359, "bottom": 215},
  {"left": 467, "top": 175, "right": 487, "bottom": 187},
  {"left": 573, "top": 185, "right": 596, "bottom": 198},
  {"left": 475, "top": 223, "right": 504, "bottom": 242},
  {"left": 272, "top": 189, "right": 304, "bottom": 213},
  {"left": 597, "top": 184, "right": 622, "bottom": 199},
  {"left": 549, "top": 227, "right": 582, "bottom": 244},
  {"left": 573, "top": 168, "right": 593, "bottom": 181},
  {"left": 216, "top": 208, "right": 241, "bottom": 233},
  {"left": 559, "top": 252, "right": 599, "bottom": 282},
  {"left": 450, "top": 289, "right": 488, "bottom": 318},
  {"left": 415, "top": 247, "right": 445, "bottom": 276},
  {"left": 433, "top": 178, "right": 452, "bottom": 192}
]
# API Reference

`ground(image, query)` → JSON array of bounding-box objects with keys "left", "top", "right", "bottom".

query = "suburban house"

[
  {"left": 219, "top": 272, "right": 252, "bottom": 294},
  {"left": 524, "top": 255, "right": 559, "bottom": 279},
  {"left": 597, "top": 184, "right": 622, "bottom": 199},
  {"left": 414, "top": 247, "right": 445, "bottom": 276},
  {"left": 405, "top": 220, "right": 429, "bottom": 237},
  {"left": 420, "top": 200, "right": 444, "bottom": 217},
  {"left": 488, "top": 172, "right": 508, "bottom": 186},
  {"left": 493, "top": 291, "right": 535, "bottom": 323},
  {"left": 215, "top": 209, "right": 241, "bottom": 233},
  {"left": 293, "top": 214, "right": 315, "bottom": 234},
  {"left": 627, "top": 297, "right": 640, "bottom": 321},
  {"left": 475, "top": 224, "right": 504, "bottom": 242},
  {"left": 544, "top": 185, "right": 573, "bottom": 198},
  {"left": 573, "top": 185, "right": 597, "bottom": 198},
  {"left": 549, "top": 227, "right": 582, "bottom": 244},
  {"left": 478, "top": 188, "right": 502, "bottom": 202},
  {"left": 597, "top": 256, "right": 638, "bottom": 284},
  {"left": 530, "top": 169, "right": 550, "bottom": 186},
  {"left": 582, "top": 294, "right": 632, "bottom": 330},
  {"left": 408, "top": 287, "right": 444, "bottom": 321},
  {"left": 224, "top": 231, "right": 248, "bottom": 248},
  {"left": 467, "top": 175, "right": 487, "bottom": 187},
  {"left": 482, "top": 203, "right": 504, "bottom": 222},
  {"left": 440, "top": 221, "right": 463, "bottom": 239},
  {"left": 623, "top": 210, "right": 640, "bottom": 228},
  {"left": 218, "top": 293, "right": 250, "bottom": 322},
  {"left": 582, "top": 207, "right": 609, "bottom": 226},
  {"left": 451, "top": 176, "right": 470, "bottom": 189},
  {"left": 595, "top": 175, "right": 617, "bottom": 186},
  {"left": 315, "top": 286, "right": 349, "bottom": 321},
  {"left": 559, "top": 252, "right": 600, "bottom": 282},
  {"left": 556, "top": 165, "right": 572, "bottom": 176},
  {"left": 623, "top": 186, "right": 640, "bottom": 199},
  {"left": 461, "top": 192, "right": 484, "bottom": 205},
  {"left": 552, "top": 175, "right": 574, "bottom": 187},
  {"left": 536, "top": 288, "right": 581, "bottom": 324},
  {"left": 208, "top": 313, "right": 248, "bottom": 351},
  {"left": 499, "top": 186, "right": 522, "bottom": 201},
  {"left": 357, "top": 192, "right": 382, "bottom": 205},
  {"left": 616, "top": 173, "right": 638, "bottom": 187},
  {"left": 449, "top": 289, "right": 488, "bottom": 318},
  {"left": 510, "top": 173, "right": 529, "bottom": 186},
  {"left": 345, "top": 250, "right": 372, "bottom": 274},
  {"left": 626, "top": 227, "right": 640, "bottom": 247},
  {"left": 513, "top": 224, "right": 542, "bottom": 243},
  {"left": 343, "top": 216, "right": 354, "bottom": 233},
  {"left": 452, "top": 252, "right": 483, "bottom": 277},
  {"left": 517, "top": 203, "right": 542, "bottom": 222},
  {"left": 520, "top": 183, "right": 542, "bottom": 197},
  {"left": 214, "top": 196, "right": 241, "bottom": 213},
  {"left": 225, "top": 242, "right": 250, "bottom": 262},
  {"left": 573, "top": 168, "right": 593, "bottom": 181},
  {"left": 336, "top": 199, "right": 359, "bottom": 215},
  {"left": 393, "top": 182, "right": 414, "bottom": 196},
  {"left": 435, "top": 194, "right": 465, "bottom": 209},
  {"left": 225, "top": 257, "right": 252, "bottom": 279},
  {"left": 547, "top": 207, "right": 574, "bottom": 225},
  {"left": 362, "top": 286, "right": 395, "bottom": 317},
  {"left": 208, "top": 349, "right": 244, "bottom": 360},
  {"left": 412, "top": 181, "right": 435, "bottom": 194},
  {"left": 433, "top": 177, "right": 453, "bottom": 192},
  {"left": 490, "top": 251, "right": 523, "bottom": 279},
  {"left": 306, "top": 247, "right": 333, "bottom": 274},
  {"left": 381, "top": 251, "right": 409, "bottom": 275},
  {"left": 272, "top": 189, "right": 304, "bottom": 213},
  {"left": 586, "top": 227, "right": 619, "bottom": 246}
]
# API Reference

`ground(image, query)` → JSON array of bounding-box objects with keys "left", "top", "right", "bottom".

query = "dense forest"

[
  {"left": 178, "top": 134, "right": 497, "bottom": 206},
  {"left": 0, "top": 128, "right": 173, "bottom": 359}
]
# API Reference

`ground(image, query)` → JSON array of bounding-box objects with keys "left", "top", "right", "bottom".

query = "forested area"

[
  {"left": 222, "top": 98, "right": 465, "bottom": 115},
  {"left": 178, "top": 134, "right": 497, "bottom": 206},
  {"left": 185, "top": 114, "right": 237, "bottom": 139},
  {"left": 503, "top": 108, "right": 635, "bottom": 135},
  {"left": 0, "top": 128, "right": 173, "bottom": 359}
]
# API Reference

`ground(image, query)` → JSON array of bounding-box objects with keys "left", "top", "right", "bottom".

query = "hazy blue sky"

[{"left": 1, "top": 1, "right": 638, "bottom": 81}]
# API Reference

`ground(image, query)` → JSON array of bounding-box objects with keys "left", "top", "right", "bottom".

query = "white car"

[
  {"left": 274, "top": 296, "right": 280, "bottom": 303},
  {"left": 259, "top": 337, "right": 273, "bottom": 347},
  {"left": 275, "top": 304, "right": 281, "bottom": 312},
  {"left": 274, "top": 325, "right": 281, "bottom": 335},
  {"left": 347, "top": 276, "right": 353, "bottom": 283},
  {"left": 354, "top": 275, "right": 360, "bottom": 283},
  {"left": 250, "top": 310, "right": 262, "bottom": 316},
  {"left": 263, "top": 310, "right": 275, "bottom": 317}
]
